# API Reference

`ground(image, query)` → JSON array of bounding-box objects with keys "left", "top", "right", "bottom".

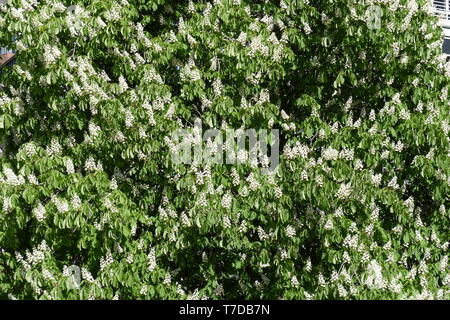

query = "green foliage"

[{"left": 0, "top": 0, "right": 449, "bottom": 300}]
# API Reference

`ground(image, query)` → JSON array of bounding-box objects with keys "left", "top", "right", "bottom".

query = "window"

[{"left": 433, "top": 0, "right": 450, "bottom": 32}]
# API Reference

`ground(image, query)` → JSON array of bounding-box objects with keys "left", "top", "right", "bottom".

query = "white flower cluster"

[
  {"left": 274, "top": 186, "right": 282, "bottom": 199},
  {"left": 42, "top": 269, "right": 55, "bottom": 282},
  {"left": 148, "top": 248, "right": 157, "bottom": 271},
  {"left": 81, "top": 267, "right": 96, "bottom": 283},
  {"left": 134, "top": 22, "right": 154, "bottom": 48},
  {"left": 71, "top": 194, "right": 81, "bottom": 210},
  {"left": 125, "top": 109, "right": 134, "bottom": 128},
  {"left": 23, "top": 142, "right": 37, "bottom": 157},
  {"left": 322, "top": 147, "right": 339, "bottom": 161},
  {"left": 238, "top": 220, "right": 247, "bottom": 233},
  {"left": 370, "top": 172, "right": 382, "bottom": 186},
  {"left": 291, "top": 275, "right": 299, "bottom": 287},
  {"left": 65, "top": 158, "right": 75, "bottom": 174},
  {"left": 246, "top": 172, "right": 261, "bottom": 191},
  {"left": 51, "top": 196, "right": 69, "bottom": 213},
  {"left": 212, "top": 78, "right": 224, "bottom": 96},
  {"left": 165, "top": 103, "right": 175, "bottom": 119},
  {"left": 248, "top": 35, "right": 269, "bottom": 57},
  {"left": 336, "top": 182, "right": 352, "bottom": 199},
  {"left": 303, "top": 23, "right": 312, "bottom": 35},
  {"left": 88, "top": 122, "right": 101, "bottom": 138},
  {"left": 365, "top": 260, "right": 386, "bottom": 289},
  {"left": 339, "top": 148, "right": 354, "bottom": 161},
  {"left": 236, "top": 31, "right": 247, "bottom": 45},
  {"left": 84, "top": 157, "right": 103, "bottom": 172},
  {"left": 196, "top": 192, "right": 207, "bottom": 207},
  {"left": 2, "top": 197, "right": 11, "bottom": 213},
  {"left": 118, "top": 75, "right": 129, "bottom": 93},
  {"left": 140, "top": 285, "right": 148, "bottom": 295},
  {"left": 27, "top": 173, "right": 39, "bottom": 186},
  {"left": 230, "top": 168, "right": 240, "bottom": 186},
  {"left": 45, "top": 138, "right": 62, "bottom": 156},
  {"left": 343, "top": 233, "right": 359, "bottom": 249},
  {"left": 103, "top": 197, "right": 118, "bottom": 213},
  {"left": 285, "top": 225, "right": 296, "bottom": 238},
  {"left": 100, "top": 251, "right": 114, "bottom": 270},
  {"left": 223, "top": 215, "right": 232, "bottom": 228},
  {"left": 2, "top": 167, "right": 25, "bottom": 185},
  {"left": 144, "top": 67, "right": 164, "bottom": 84},
  {"left": 17, "top": 241, "right": 50, "bottom": 269},
  {"left": 11, "top": 7, "right": 26, "bottom": 22},
  {"left": 324, "top": 217, "right": 334, "bottom": 230},
  {"left": 387, "top": 176, "right": 399, "bottom": 189},
  {"left": 257, "top": 226, "right": 269, "bottom": 241},
  {"left": 33, "top": 202, "right": 46, "bottom": 222},
  {"left": 221, "top": 193, "right": 233, "bottom": 209},
  {"left": 284, "top": 142, "right": 310, "bottom": 159},
  {"left": 43, "top": 45, "right": 62, "bottom": 66},
  {"left": 126, "top": 254, "right": 134, "bottom": 264},
  {"left": 104, "top": 5, "right": 121, "bottom": 22}
]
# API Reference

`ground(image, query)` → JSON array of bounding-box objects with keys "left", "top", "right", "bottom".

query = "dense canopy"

[{"left": 0, "top": 0, "right": 449, "bottom": 299}]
